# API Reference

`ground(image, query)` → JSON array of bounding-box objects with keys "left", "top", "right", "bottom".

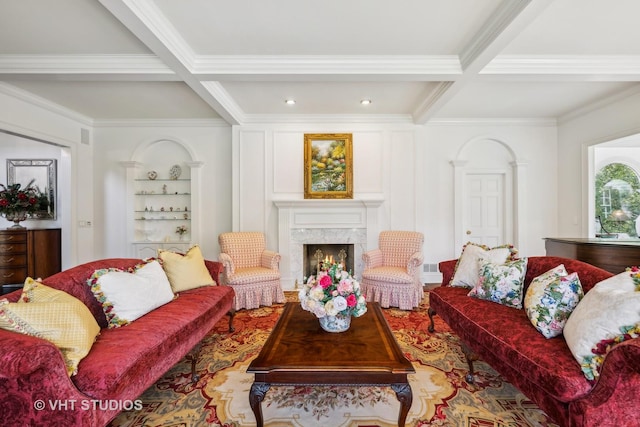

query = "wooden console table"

[
  {"left": 0, "top": 228, "right": 62, "bottom": 294},
  {"left": 544, "top": 237, "right": 640, "bottom": 274}
]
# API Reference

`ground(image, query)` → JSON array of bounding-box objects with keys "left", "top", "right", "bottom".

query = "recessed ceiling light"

[
  {"left": 285, "top": 99, "right": 296, "bottom": 105},
  {"left": 360, "top": 99, "right": 372, "bottom": 105}
]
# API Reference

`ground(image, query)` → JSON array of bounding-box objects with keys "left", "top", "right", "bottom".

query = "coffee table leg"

[
  {"left": 249, "top": 382, "right": 270, "bottom": 427},
  {"left": 392, "top": 383, "right": 413, "bottom": 427}
]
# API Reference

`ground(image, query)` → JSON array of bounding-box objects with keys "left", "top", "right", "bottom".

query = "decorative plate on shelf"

[
  {"left": 147, "top": 170, "right": 158, "bottom": 180},
  {"left": 169, "top": 164, "right": 182, "bottom": 180}
]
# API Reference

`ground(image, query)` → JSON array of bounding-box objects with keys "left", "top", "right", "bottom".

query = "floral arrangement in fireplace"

[{"left": 299, "top": 262, "right": 367, "bottom": 319}]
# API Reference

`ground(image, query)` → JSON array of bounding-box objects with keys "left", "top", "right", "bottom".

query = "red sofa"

[
  {"left": 429, "top": 256, "right": 640, "bottom": 427},
  {"left": 0, "top": 258, "right": 235, "bottom": 427}
]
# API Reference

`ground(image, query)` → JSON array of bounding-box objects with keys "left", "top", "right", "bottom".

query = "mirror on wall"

[{"left": 7, "top": 159, "right": 57, "bottom": 220}]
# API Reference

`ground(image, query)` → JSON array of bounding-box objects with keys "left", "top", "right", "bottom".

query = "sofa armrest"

[
  {"left": 407, "top": 251, "right": 424, "bottom": 276},
  {"left": 0, "top": 329, "right": 67, "bottom": 378},
  {"left": 363, "top": 249, "right": 383, "bottom": 269},
  {"left": 438, "top": 259, "right": 458, "bottom": 286},
  {"left": 572, "top": 338, "right": 640, "bottom": 425},
  {"left": 261, "top": 250, "right": 281, "bottom": 271},
  {"left": 0, "top": 328, "right": 100, "bottom": 425},
  {"left": 218, "top": 253, "right": 235, "bottom": 279},
  {"left": 204, "top": 259, "right": 224, "bottom": 285}
]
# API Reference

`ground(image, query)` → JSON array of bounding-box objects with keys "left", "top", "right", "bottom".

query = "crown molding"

[
  {"left": 0, "top": 54, "right": 174, "bottom": 77},
  {"left": 558, "top": 84, "right": 640, "bottom": 125},
  {"left": 93, "top": 118, "right": 229, "bottom": 128},
  {"left": 483, "top": 55, "right": 640, "bottom": 78},
  {"left": 192, "top": 55, "right": 461, "bottom": 80},
  {"left": 0, "top": 82, "right": 93, "bottom": 126}
]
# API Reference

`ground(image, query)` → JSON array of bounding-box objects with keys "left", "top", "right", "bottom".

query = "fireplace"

[
  {"left": 274, "top": 198, "right": 384, "bottom": 289},
  {"left": 303, "top": 243, "right": 355, "bottom": 278}
]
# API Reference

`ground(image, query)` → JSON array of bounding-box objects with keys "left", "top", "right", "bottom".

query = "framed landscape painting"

[{"left": 304, "top": 133, "right": 353, "bottom": 199}]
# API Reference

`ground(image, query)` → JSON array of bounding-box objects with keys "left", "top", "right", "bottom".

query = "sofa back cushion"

[
  {"left": 521, "top": 257, "right": 612, "bottom": 294},
  {"left": 440, "top": 256, "right": 613, "bottom": 296},
  {"left": 42, "top": 258, "right": 143, "bottom": 329}
]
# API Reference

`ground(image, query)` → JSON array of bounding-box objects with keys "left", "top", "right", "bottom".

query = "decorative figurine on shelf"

[
  {"left": 144, "top": 206, "right": 148, "bottom": 212},
  {"left": 185, "top": 206, "right": 188, "bottom": 212},
  {"left": 183, "top": 213, "right": 189, "bottom": 219},
  {"left": 160, "top": 207, "right": 165, "bottom": 212},
  {"left": 169, "top": 165, "right": 182, "bottom": 180},
  {"left": 147, "top": 170, "right": 157, "bottom": 180},
  {"left": 162, "top": 184, "right": 168, "bottom": 194},
  {"left": 169, "top": 206, "right": 173, "bottom": 212}
]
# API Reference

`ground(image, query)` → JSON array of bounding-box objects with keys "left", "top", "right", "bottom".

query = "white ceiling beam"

[
  {"left": 0, "top": 54, "right": 179, "bottom": 81},
  {"left": 192, "top": 55, "right": 462, "bottom": 81},
  {"left": 98, "top": 0, "right": 244, "bottom": 125},
  {"left": 412, "top": 0, "right": 555, "bottom": 124},
  {"left": 481, "top": 55, "right": 640, "bottom": 81}
]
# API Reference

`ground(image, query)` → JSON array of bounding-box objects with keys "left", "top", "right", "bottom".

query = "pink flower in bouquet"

[
  {"left": 346, "top": 293, "right": 357, "bottom": 307},
  {"left": 319, "top": 274, "right": 332, "bottom": 289}
]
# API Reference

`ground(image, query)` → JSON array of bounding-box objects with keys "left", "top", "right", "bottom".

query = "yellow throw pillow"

[
  {"left": 0, "top": 278, "right": 101, "bottom": 377},
  {"left": 158, "top": 245, "right": 216, "bottom": 292}
]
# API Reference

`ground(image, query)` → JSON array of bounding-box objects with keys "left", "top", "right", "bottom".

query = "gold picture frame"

[{"left": 304, "top": 133, "right": 353, "bottom": 199}]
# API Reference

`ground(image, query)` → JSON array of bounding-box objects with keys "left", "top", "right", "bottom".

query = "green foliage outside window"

[{"left": 595, "top": 163, "right": 640, "bottom": 237}]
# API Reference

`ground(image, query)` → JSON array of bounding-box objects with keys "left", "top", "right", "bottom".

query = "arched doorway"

[{"left": 452, "top": 137, "right": 527, "bottom": 252}]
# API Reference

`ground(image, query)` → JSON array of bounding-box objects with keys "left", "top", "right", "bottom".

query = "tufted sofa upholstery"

[
  {"left": 361, "top": 230, "right": 424, "bottom": 310},
  {"left": 218, "top": 232, "right": 285, "bottom": 310}
]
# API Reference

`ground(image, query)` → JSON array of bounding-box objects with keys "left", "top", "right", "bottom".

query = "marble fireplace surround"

[{"left": 274, "top": 199, "right": 384, "bottom": 290}]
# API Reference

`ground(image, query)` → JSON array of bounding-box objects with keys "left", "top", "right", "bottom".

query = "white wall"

[
  {"left": 0, "top": 85, "right": 93, "bottom": 269},
  {"left": 233, "top": 120, "right": 559, "bottom": 283},
  {"left": 558, "top": 88, "right": 640, "bottom": 237},
  {"left": 92, "top": 122, "right": 232, "bottom": 261}
]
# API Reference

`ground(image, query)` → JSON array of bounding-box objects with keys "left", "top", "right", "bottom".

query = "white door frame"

[{"left": 451, "top": 138, "right": 527, "bottom": 255}]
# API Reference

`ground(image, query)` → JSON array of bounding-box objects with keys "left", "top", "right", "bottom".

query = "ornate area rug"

[{"left": 108, "top": 293, "right": 559, "bottom": 427}]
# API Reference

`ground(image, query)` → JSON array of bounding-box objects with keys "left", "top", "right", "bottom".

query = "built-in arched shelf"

[{"left": 120, "top": 138, "right": 203, "bottom": 258}]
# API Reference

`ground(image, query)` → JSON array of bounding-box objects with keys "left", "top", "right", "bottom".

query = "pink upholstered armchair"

[
  {"left": 361, "top": 231, "right": 424, "bottom": 310},
  {"left": 218, "top": 232, "right": 286, "bottom": 310}
]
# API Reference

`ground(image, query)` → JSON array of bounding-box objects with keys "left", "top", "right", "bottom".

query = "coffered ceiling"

[{"left": 1, "top": 0, "right": 639, "bottom": 125}]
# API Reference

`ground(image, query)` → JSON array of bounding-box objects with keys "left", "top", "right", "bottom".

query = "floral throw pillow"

[
  {"left": 564, "top": 268, "right": 640, "bottom": 381},
  {"left": 468, "top": 257, "right": 528, "bottom": 308},
  {"left": 450, "top": 242, "right": 518, "bottom": 288},
  {"left": 524, "top": 266, "right": 583, "bottom": 338}
]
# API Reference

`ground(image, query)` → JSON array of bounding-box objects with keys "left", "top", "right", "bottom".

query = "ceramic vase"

[{"left": 319, "top": 313, "right": 351, "bottom": 333}]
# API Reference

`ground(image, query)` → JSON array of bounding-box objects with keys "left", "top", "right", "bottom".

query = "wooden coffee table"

[{"left": 247, "top": 302, "right": 415, "bottom": 426}]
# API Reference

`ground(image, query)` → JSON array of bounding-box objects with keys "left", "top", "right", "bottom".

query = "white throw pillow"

[
  {"left": 563, "top": 270, "right": 640, "bottom": 381},
  {"left": 87, "top": 260, "right": 175, "bottom": 328},
  {"left": 450, "top": 242, "right": 517, "bottom": 288}
]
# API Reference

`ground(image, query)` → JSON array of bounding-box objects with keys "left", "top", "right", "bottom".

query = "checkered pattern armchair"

[
  {"left": 218, "top": 232, "right": 285, "bottom": 310},
  {"left": 361, "top": 231, "right": 424, "bottom": 310}
]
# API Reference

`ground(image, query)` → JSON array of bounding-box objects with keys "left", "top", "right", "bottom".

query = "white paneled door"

[{"left": 464, "top": 173, "right": 504, "bottom": 247}]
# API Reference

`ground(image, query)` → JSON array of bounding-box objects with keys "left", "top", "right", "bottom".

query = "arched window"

[{"left": 595, "top": 163, "right": 640, "bottom": 237}]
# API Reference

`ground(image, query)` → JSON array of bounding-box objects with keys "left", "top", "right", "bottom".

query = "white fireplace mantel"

[{"left": 274, "top": 198, "right": 384, "bottom": 290}]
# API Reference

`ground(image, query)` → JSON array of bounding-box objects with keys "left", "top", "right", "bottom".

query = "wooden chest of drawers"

[{"left": 0, "top": 228, "right": 61, "bottom": 288}]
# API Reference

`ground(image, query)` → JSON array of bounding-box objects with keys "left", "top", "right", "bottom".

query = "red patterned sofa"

[
  {"left": 429, "top": 256, "right": 640, "bottom": 427},
  {"left": 0, "top": 258, "right": 234, "bottom": 427}
]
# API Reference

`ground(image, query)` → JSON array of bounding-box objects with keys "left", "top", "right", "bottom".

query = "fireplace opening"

[{"left": 303, "top": 243, "right": 355, "bottom": 279}]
